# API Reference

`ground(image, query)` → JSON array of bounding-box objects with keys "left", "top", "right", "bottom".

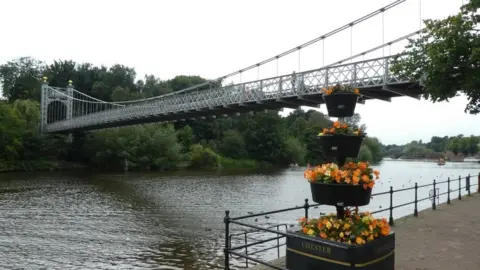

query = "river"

[{"left": 0, "top": 160, "right": 479, "bottom": 269}]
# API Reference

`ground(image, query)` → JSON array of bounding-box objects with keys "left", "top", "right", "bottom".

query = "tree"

[
  {"left": 0, "top": 57, "right": 44, "bottom": 101},
  {"left": 391, "top": 0, "right": 480, "bottom": 114},
  {"left": 362, "top": 137, "right": 383, "bottom": 163},
  {"left": 176, "top": 125, "right": 194, "bottom": 152},
  {"left": 218, "top": 129, "right": 247, "bottom": 159},
  {"left": 243, "top": 111, "right": 290, "bottom": 165},
  {"left": 344, "top": 113, "right": 361, "bottom": 129}
]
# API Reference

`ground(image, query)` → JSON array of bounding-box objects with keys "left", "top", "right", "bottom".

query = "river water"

[{"left": 0, "top": 160, "right": 479, "bottom": 269}]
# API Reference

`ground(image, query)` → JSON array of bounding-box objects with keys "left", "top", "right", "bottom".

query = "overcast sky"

[{"left": 1, "top": 0, "right": 478, "bottom": 145}]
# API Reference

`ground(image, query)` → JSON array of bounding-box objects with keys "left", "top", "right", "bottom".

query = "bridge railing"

[
  {"left": 223, "top": 172, "right": 480, "bottom": 270},
  {"left": 45, "top": 55, "right": 412, "bottom": 132}
]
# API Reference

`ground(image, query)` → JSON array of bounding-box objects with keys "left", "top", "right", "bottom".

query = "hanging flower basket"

[
  {"left": 304, "top": 162, "right": 379, "bottom": 206},
  {"left": 321, "top": 85, "right": 361, "bottom": 118},
  {"left": 310, "top": 182, "right": 372, "bottom": 206},
  {"left": 318, "top": 121, "right": 365, "bottom": 158}
]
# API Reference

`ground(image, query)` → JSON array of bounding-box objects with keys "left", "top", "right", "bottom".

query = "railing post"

[
  {"left": 325, "top": 69, "right": 329, "bottom": 87},
  {"left": 389, "top": 186, "right": 394, "bottom": 226},
  {"left": 447, "top": 177, "right": 451, "bottom": 204},
  {"left": 477, "top": 173, "right": 480, "bottom": 193},
  {"left": 352, "top": 64, "right": 357, "bottom": 86},
  {"left": 276, "top": 225, "right": 280, "bottom": 258},
  {"left": 478, "top": 172, "right": 480, "bottom": 193},
  {"left": 414, "top": 182, "right": 418, "bottom": 217},
  {"left": 304, "top": 199, "right": 310, "bottom": 220},
  {"left": 458, "top": 175, "right": 462, "bottom": 201},
  {"left": 384, "top": 58, "right": 389, "bottom": 84},
  {"left": 467, "top": 174, "right": 471, "bottom": 196},
  {"left": 279, "top": 77, "right": 283, "bottom": 96},
  {"left": 224, "top": 210, "right": 230, "bottom": 270},
  {"left": 244, "top": 233, "right": 248, "bottom": 268},
  {"left": 432, "top": 180, "right": 436, "bottom": 210}
]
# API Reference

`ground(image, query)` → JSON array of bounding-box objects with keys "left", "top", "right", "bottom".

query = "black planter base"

[{"left": 286, "top": 231, "right": 395, "bottom": 270}]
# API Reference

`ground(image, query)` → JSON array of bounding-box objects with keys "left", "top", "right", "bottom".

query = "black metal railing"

[{"left": 223, "top": 172, "right": 480, "bottom": 270}]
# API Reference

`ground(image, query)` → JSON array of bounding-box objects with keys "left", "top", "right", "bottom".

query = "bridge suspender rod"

[
  {"left": 324, "top": 29, "right": 422, "bottom": 68},
  {"left": 157, "top": 0, "right": 407, "bottom": 97}
]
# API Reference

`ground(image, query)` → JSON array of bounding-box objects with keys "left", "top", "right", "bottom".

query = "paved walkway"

[{"left": 248, "top": 194, "right": 480, "bottom": 270}]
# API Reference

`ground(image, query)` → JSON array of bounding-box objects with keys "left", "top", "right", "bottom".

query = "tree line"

[
  {"left": 0, "top": 57, "right": 384, "bottom": 172},
  {"left": 384, "top": 135, "right": 480, "bottom": 160}
]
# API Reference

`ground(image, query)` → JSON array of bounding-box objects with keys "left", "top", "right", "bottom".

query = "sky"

[{"left": 0, "top": 0, "right": 478, "bottom": 145}]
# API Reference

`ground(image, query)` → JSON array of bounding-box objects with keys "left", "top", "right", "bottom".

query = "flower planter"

[
  {"left": 286, "top": 230, "right": 395, "bottom": 270},
  {"left": 323, "top": 93, "right": 359, "bottom": 118},
  {"left": 320, "top": 135, "right": 364, "bottom": 158},
  {"left": 310, "top": 182, "right": 372, "bottom": 206}
]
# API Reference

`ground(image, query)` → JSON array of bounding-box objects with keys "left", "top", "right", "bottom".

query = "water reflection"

[{"left": 0, "top": 161, "right": 479, "bottom": 269}]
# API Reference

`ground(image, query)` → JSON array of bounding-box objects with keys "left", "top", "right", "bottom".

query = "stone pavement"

[{"left": 247, "top": 193, "right": 480, "bottom": 270}]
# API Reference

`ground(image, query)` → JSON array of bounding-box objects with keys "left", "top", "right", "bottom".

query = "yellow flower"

[
  {"left": 307, "top": 229, "right": 315, "bottom": 235},
  {"left": 325, "top": 221, "right": 332, "bottom": 229}
]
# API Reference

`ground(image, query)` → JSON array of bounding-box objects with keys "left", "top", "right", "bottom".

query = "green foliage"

[
  {"left": 384, "top": 134, "right": 480, "bottom": 160},
  {"left": 188, "top": 144, "right": 221, "bottom": 169},
  {"left": 0, "top": 100, "right": 69, "bottom": 171},
  {"left": 361, "top": 137, "right": 383, "bottom": 163},
  {"left": 357, "top": 145, "right": 373, "bottom": 163},
  {"left": 176, "top": 125, "right": 194, "bottom": 152},
  {"left": 243, "top": 111, "right": 292, "bottom": 166},
  {"left": 220, "top": 157, "right": 257, "bottom": 169},
  {"left": 218, "top": 129, "right": 247, "bottom": 159},
  {"left": 284, "top": 137, "right": 307, "bottom": 165},
  {"left": 84, "top": 124, "right": 182, "bottom": 170},
  {"left": 0, "top": 57, "right": 44, "bottom": 101},
  {"left": 391, "top": 1, "right": 480, "bottom": 114}
]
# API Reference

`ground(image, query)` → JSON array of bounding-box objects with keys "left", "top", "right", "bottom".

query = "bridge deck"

[{"left": 248, "top": 193, "right": 480, "bottom": 270}]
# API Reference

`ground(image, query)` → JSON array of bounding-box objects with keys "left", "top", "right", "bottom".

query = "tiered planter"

[{"left": 286, "top": 90, "right": 395, "bottom": 270}]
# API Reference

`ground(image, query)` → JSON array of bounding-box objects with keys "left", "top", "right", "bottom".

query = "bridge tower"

[{"left": 40, "top": 77, "right": 74, "bottom": 132}]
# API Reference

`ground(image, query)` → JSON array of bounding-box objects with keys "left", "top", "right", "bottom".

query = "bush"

[{"left": 188, "top": 144, "right": 221, "bottom": 169}]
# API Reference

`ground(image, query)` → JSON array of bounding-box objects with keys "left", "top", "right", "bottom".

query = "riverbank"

[
  {"left": 0, "top": 160, "right": 87, "bottom": 173},
  {"left": 246, "top": 193, "right": 480, "bottom": 270},
  {"left": 0, "top": 157, "right": 273, "bottom": 174}
]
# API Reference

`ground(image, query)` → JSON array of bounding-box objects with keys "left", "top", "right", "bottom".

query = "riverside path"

[{"left": 248, "top": 193, "right": 480, "bottom": 270}]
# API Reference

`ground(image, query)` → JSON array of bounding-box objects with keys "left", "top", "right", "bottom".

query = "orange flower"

[
  {"left": 356, "top": 236, "right": 365, "bottom": 245},
  {"left": 304, "top": 162, "right": 380, "bottom": 189},
  {"left": 352, "top": 175, "right": 360, "bottom": 184}
]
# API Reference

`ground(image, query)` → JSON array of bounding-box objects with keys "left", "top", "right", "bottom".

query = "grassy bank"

[
  {"left": 0, "top": 160, "right": 87, "bottom": 173},
  {"left": 0, "top": 156, "right": 267, "bottom": 174}
]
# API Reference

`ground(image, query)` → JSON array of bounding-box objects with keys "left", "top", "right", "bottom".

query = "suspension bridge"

[{"left": 41, "top": 0, "right": 431, "bottom": 134}]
